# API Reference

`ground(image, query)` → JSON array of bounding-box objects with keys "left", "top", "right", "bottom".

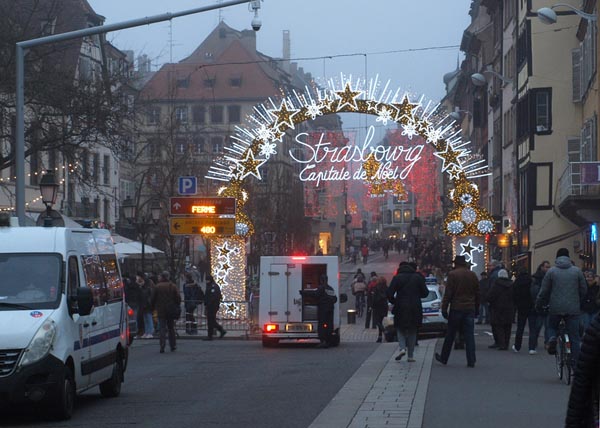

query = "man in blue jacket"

[{"left": 536, "top": 248, "right": 587, "bottom": 366}]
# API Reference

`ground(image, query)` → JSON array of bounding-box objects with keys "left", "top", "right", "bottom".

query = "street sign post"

[
  {"left": 169, "top": 197, "right": 236, "bottom": 216},
  {"left": 178, "top": 176, "right": 197, "bottom": 195},
  {"left": 169, "top": 217, "right": 236, "bottom": 236}
]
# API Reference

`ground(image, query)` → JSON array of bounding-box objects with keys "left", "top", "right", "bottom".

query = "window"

[
  {"left": 81, "top": 254, "right": 107, "bottom": 306},
  {"left": 228, "top": 105, "right": 241, "bottom": 123},
  {"left": 204, "top": 78, "right": 216, "bottom": 88},
  {"left": 67, "top": 256, "right": 80, "bottom": 303},
  {"left": 573, "top": 48, "right": 582, "bottom": 102},
  {"left": 147, "top": 107, "right": 161, "bottom": 125},
  {"left": 210, "top": 105, "right": 224, "bottom": 124},
  {"left": 516, "top": 93, "right": 530, "bottom": 141},
  {"left": 581, "top": 116, "right": 598, "bottom": 162},
  {"left": 533, "top": 88, "right": 552, "bottom": 134},
  {"left": 176, "top": 77, "right": 190, "bottom": 88},
  {"left": 516, "top": 24, "right": 529, "bottom": 72},
  {"left": 581, "top": 23, "right": 597, "bottom": 98},
  {"left": 192, "top": 106, "right": 205, "bottom": 124},
  {"left": 81, "top": 149, "right": 89, "bottom": 179},
  {"left": 103, "top": 199, "right": 110, "bottom": 225},
  {"left": 393, "top": 209, "right": 402, "bottom": 223},
  {"left": 103, "top": 155, "right": 110, "bottom": 185},
  {"left": 92, "top": 152, "right": 100, "bottom": 183},
  {"left": 175, "top": 106, "right": 188, "bottom": 124},
  {"left": 175, "top": 139, "right": 187, "bottom": 155},
  {"left": 40, "top": 18, "right": 57, "bottom": 36},
  {"left": 230, "top": 76, "right": 242, "bottom": 87},
  {"left": 493, "top": 117, "right": 502, "bottom": 168},
  {"left": 211, "top": 136, "right": 223, "bottom": 153},
  {"left": 193, "top": 137, "right": 205, "bottom": 154}
]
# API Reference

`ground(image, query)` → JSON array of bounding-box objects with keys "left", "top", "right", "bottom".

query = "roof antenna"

[{"left": 218, "top": 0, "right": 224, "bottom": 22}]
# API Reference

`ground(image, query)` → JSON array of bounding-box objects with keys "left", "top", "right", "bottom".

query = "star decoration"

[
  {"left": 434, "top": 142, "right": 464, "bottom": 172},
  {"left": 447, "top": 164, "right": 463, "bottom": 180},
  {"left": 460, "top": 239, "right": 478, "bottom": 260},
  {"left": 335, "top": 83, "right": 363, "bottom": 111},
  {"left": 234, "top": 149, "right": 267, "bottom": 180},
  {"left": 271, "top": 128, "right": 286, "bottom": 143},
  {"left": 392, "top": 95, "right": 420, "bottom": 120},
  {"left": 269, "top": 100, "right": 300, "bottom": 130},
  {"left": 220, "top": 262, "right": 231, "bottom": 272},
  {"left": 226, "top": 302, "right": 237, "bottom": 312},
  {"left": 366, "top": 100, "right": 381, "bottom": 113},
  {"left": 216, "top": 243, "right": 232, "bottom": 258}
]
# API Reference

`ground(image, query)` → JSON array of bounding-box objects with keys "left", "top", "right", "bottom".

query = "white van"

[
  {"left": 0, "top": 224, "right": 129, "bottom": 419},
  {"left": 259, "top": 256, "right": 347, "bottom": 347}
]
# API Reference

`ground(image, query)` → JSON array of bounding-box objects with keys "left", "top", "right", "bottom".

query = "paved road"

[
  {"left": 1, "top": 339, "right": 377, "bottom": 428},
  {"left": 423, "top": 326, "right": 571, "bottom": 428}
]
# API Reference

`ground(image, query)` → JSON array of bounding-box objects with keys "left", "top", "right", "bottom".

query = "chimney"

[
  {"left": 282, "top": 30, "right": 291, "bottom": 72},
  {"left": 240, "top": 30, "right": 257, "bottom": 52}
]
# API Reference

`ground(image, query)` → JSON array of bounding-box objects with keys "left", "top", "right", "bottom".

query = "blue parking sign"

[{"left": 178, "top": 176, "right": 197, "bottom": 195}]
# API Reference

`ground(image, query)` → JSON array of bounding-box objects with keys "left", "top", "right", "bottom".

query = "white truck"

[{"left": 259, "top": 255, "right": 347, "bottom": 347}]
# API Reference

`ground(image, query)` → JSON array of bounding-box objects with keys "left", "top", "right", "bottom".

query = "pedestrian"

[
  {"left": 530, "top": 260, "right": 551, "bottom": 351},
  {"left": 388, "top": 261, "right": 429, "bottom": 362},
  {"left": 123, "top": 273, "right": 141, "bottom": 327},
  {"left": 511, "top": 266, "right": 534, "bottom": 352},
  {"left": 203, "top": 275, "right": 227, "bottom": 340},
  {"left": 486, "top": 269, "right": 514, "bottom": 350},
  {"left": 183, "top": 272, "right": 204, "bottom": 335},
  {"left": 371, "top": 276, "right": 389, "bottom": 343},
  {"left": 300, "top": 274, "right": 337, "bottom": 348},
  {"left": 565, "top": 312, "right": 600, "bottom": 428},
  {"left": 197, "top": 257, "right": 208, "bottom": 283},
  {"left": 476, "top": 271, "right": 490, "bottom": 324},
  {"left": 361, "top": 243, "right": 369, "bottom": 264},
  {"left": 536, "top": 248, "right": 587, "bottom": 367},
  {"left": 487, "top": 260, "right": 503, "bottom": 348},
  {"left": 435, "top": 255, "right": 479, "bottom": 367},
  {"left": 580, "top": 270, "right": 600, "bottom": 332},
  {"left": 364, "top": 272, "right": 378, "bottom": 329},
  {"left": 136, "top": 271, "right": 155, "bottom": 338},
  {"left": 151, "top": 271, "right": 181, "bottom": 353},
  {"left": 351, "top": 269, "right": 367, "bottom": 317}
]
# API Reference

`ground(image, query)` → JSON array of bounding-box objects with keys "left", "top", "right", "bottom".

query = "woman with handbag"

[{"left": 151, "top": 271, "right": 182, "bottom": 353}]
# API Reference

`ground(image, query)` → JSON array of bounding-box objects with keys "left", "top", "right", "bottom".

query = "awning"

[{"left": 114, "top": 241, "right": 164, "bottom": 257}]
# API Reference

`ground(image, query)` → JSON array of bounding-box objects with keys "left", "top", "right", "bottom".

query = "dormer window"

[
  {"left": 176, "top": 77, "right": 190, "bottom": 88},
  {"left": 230, "top": 76, "right": 242, "bottom": 87},
  {"left": 204, "top": 52, "right": 214, "bottom": 59},
  {"left": 204, "top": 78, "right": 216, "bottom": 88}
]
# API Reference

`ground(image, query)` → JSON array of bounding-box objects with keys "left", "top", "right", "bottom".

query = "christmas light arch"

[{"left": 205, "top": 77, "right": 494, "bottom": 317}]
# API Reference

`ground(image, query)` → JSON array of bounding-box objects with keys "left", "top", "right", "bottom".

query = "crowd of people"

[{"left": 123, "top": 262, "right": 227, "bottom": 353}]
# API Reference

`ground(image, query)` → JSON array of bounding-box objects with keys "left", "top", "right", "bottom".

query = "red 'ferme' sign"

[{"left": 169, "top": 197, "right": 236, "bottom": 216}]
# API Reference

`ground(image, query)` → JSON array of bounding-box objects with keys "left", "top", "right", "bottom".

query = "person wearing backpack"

[{"left": 352, "top": 269, "right": 367, "bottom": 317}]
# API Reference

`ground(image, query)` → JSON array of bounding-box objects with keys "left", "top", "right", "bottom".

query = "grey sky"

[{"left": 87, "top": 0, "right": 472, "bottom": 101}]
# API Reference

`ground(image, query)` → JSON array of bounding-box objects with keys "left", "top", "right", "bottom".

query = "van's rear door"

[{"left": 268, "top": 264, "right": 288, "bottom": 323}]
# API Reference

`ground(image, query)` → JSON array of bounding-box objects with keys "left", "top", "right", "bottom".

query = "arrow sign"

[
  {"left": 169, "top": 197, "right": 236, "bottom": 216},
  {"left": 168, "top": 217, "right": 235, "bottom": 236}
]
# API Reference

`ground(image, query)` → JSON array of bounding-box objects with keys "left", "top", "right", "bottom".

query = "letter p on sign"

[{"left": 178, "top": 176, "right": 197, "bottom": 195}]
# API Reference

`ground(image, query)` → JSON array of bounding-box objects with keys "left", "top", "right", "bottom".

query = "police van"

[
  {"left": 0, "top": 221, "right": 129, "bottom": 419},
  {"left": 259, "top": 255, "right": 347, "bottom": 347}
]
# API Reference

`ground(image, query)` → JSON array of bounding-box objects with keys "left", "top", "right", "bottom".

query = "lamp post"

[
  {"left": 536, "top": 4, "right": 597, "bottom": 24},
  {"left": 450, "top": 107, "right": 473, "bottom": 121},
  {"left": 410, "top": 217, "right": 422, "bottom": 262},
  {"left": 471, "top": 67, "right": 514, "bottom": 87},
  {"left": 39, "top": 170, "right": 60, "bottom": 227},
  {"left": 122, "top": 197, "right": 161, "bottom": 273}
]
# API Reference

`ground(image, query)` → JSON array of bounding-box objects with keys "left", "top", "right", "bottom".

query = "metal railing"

[{"left": 557, "top": 162, "right": 600, "bottom": 205}]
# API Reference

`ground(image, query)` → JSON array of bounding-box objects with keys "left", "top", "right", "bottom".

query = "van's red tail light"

[
  {"left": 128, "top": 308, "right": 134, "bottom": 317},
  {"left": 264, "top": 323, "right": 279, "bottom": 333}
]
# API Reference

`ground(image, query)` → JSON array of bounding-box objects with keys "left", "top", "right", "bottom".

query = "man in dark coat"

[
  {"left": 151, "top": 271, "right": 181, "bottom": 353},
  {"left": 300, "top": 274, "right": 337, "bottom": 348},
  {"left": 511, "top": 266, "right": 533, "bottom": 352},
  {"left": 204, "top": 275, "right": 226, "bottom": 340},
  {"left": 387, "top": 262, "right": 428, "bottom": 361},
  {"left": 487, "top": 269, "right": 514, "bottom": 350},
  {"left": 477, "top": 271, "right": 490, "bottom": 324},
  {"left": 435, "top": 255, "right": 480, "bottom": 367},
  {"left": 530, "top": 260, "right": 551, "bottom": 351}
]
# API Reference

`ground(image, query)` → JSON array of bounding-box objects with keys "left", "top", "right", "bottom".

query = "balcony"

[{"left": 557, "top": 162, "right": 600, "bottom": 225}]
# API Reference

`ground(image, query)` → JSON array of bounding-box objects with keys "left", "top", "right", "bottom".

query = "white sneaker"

[
  {"left": 528, "top": 350, "right": 537, "bottom": 355},
  {"left": 511, "top": 345, "right": 519, "bottom": 353}
]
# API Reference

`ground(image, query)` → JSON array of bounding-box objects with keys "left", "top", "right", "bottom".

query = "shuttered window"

[{"left": 572, "top": 48, "right": 582, "bottom": 102}]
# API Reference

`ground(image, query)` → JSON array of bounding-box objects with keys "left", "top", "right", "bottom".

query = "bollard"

[{"left": 347, "top": 309, "right": 356, "bottom": 324}]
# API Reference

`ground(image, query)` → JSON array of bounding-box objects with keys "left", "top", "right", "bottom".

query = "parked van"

[
  {"left": 0, "top": 224, "right": 129, "bottom": 420},
  {"left": 259, "top": 256, "right": 346, "bottom": 347}
]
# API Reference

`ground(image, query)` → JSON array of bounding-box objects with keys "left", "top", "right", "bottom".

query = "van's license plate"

[{"left": 285, "top": 323, "right": 312, "bottom": 332}]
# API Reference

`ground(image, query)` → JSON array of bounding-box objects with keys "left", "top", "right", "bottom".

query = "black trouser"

[
  {"left": 318, "top": 308, "right": 334, "bottom": 343},
  {"left": 372, "top": 307, "right": 386, "bottom": 337},
  {"left": 206, "top": 306, "right": 225, "bottom": 338},
  {"left": 514, "top": 309, "right": 532, "bottom": 350},
  {"left": 364, "top": 305, "right": 374, "bottom": 328},
  {"left": 493, "top": 323, "right": 512, "bottom": 349},
  {"left": 158, "top": 317, "right": 176, "bottom": 350}
]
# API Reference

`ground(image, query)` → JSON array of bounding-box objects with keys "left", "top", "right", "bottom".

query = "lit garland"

[
  {"left": 363, "top": 153, "right": 409, "bottom": 199},
  {"left": 207, "top": 76, "right": 494, "bottom": 248},
  {"left": 210, "top": 236, "right": 247, "bottom": 319}
]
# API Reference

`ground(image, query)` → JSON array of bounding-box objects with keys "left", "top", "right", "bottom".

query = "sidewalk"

[{"left": 311, "top": 322, "right": 436, "bottom": 428}]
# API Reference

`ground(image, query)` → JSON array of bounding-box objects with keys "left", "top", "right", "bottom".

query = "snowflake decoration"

[
  {"left": 376, "top": 106, "right": 394, "bottom": 125},
  {"left": 477, "top": 220, "right": 494, "bottom": 234},
  {"left": 425, "top": 126, "right": 444, "bottom": 144},
  {"left": 460, "top": 193, "right": 473, "bottom": 205},
  {"left": 447, "top": 220, "right": 464, "bottom": 234},
  {"left": 236, "top": 222, "right": 249, "bottom": 236},
  {"left": 306, "top": 101, "right": 323, "bottom": 120},
  {"left": 401, "top": 120, "right": 419, "bottom": 139},
  {"left": 259, "top": 141, "right": 277, "bottom": 158},
  {"left": 461, "top": 207, "right": 477, "bottom": 224},
  {"left": 256, "top": 124, "right": 275, "bottom": 142}
]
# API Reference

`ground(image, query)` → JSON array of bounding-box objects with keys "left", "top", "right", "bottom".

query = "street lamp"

[
  {"left": 450, "top": 107, "right": 473, "bottom": 121},
  {"left": 471, "top": 67, "right": 513, "bottom": 87},
  {"left": 39, "top": 170, "right": 59, "bottom": 227},
  {"left": 537, "top": 4, "right": 597, "bottom": 24}
]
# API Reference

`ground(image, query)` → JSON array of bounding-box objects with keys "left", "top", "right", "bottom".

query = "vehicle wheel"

[
  {"left": 99, "top": 355, "right": 123, "bottom": 398},
  {"left": 50, "top": 366, "right": 75, "bottom": 420},
  {"left": 262, "top": 337, "right": 279, "bottom": 347}
]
